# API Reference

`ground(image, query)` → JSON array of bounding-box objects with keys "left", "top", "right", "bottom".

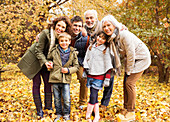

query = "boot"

[
  {"left": 93, "top": 103, "right": 100, "bottom": 122},
  {"left": 86, "top": 103, "right": 94, "bottom": 122},
  {"left": 33, "top": 95, "right": 44, "bottom": 117},
  {"left": 125, "top": 112, "right": 135, "bottom": 121},
  {"left": 44, "top": 92, "right": 52, "bottom": 110}
]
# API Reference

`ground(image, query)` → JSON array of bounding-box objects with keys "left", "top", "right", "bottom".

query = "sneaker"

[
  {"left": 63, "top": 114, "right": 70, "bottom": 121},
  {"left": 54, "top": 115, "right": 62, "bottom": 122},
  {"left": 37, "top": 109, "right": 44, "bottom": 118},
  {"left": 79, "top": 105, "right": 85, "bottom": 110}
]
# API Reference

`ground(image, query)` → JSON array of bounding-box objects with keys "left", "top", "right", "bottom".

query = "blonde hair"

[{"left": 58, "top": 32, "right": 71, "bottom": 40}]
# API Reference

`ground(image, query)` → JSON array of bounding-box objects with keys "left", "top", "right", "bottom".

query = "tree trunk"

[
  {"left": 165, "top": 67, "right": 170, "bottom": 83},
  {"left": 157, "top": 58, "right": 169, "bottom": 83},
  {"left": 155, "top": 0, "right": 159, "bottom": 26}
]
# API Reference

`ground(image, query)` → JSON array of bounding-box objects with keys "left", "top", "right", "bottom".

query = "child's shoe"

[
  {"left": 54, "top": 115, "right": 62, "bottom": 122},
  {"left": 63, "top": 114, "right": 70, "bottom": 121}
]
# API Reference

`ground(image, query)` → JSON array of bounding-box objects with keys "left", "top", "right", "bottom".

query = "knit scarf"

[
  {"left": 48, "top": 27, "right": 59, "bottom": 52},
  {"left": 108, "top": 34, "right": 121, "bottom": 76},
  {"left": 85, "top": 20, "right": 100, "bottom": 37}
]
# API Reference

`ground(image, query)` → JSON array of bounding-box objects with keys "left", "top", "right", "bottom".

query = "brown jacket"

[{"left": 47, "top": 45, "right": 79, "bottom": 83}]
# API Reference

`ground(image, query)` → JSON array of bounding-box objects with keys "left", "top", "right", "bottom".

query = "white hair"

[
  {"left": 84, "top": 9, "right": 98, "bottom": 20},
  {"left": 101, "top": 15, "right": 122, "bottom": 30}
]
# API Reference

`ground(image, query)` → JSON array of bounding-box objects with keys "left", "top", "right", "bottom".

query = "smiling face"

[
  {"left": 55, "top": 21, "right": 67, "bottom": 35},
  {"left": 85, "top": 12, "right": 97, "bottom": 28},
  {"left": 72, "top": 21, "right": 83, "bottom": 36},
  {"left": 102, "top": 21, "right": 116, "bottom": 36},
  {"left": 96, "top": 33, "right": 107, "bottom": 46},
  {"left": 58, "top": 36, "right": 71, "bottom": 51}
]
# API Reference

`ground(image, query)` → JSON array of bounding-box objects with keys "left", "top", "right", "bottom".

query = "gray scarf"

[{"left": 108, "top": 30, "right": 121, "bottom": 76}]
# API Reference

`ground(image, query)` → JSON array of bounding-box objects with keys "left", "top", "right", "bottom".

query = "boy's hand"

[{"left": 61, "top": 67, "right": 68, "bottom": 74}]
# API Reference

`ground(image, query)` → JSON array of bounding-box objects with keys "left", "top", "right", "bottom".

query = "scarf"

[
  {"left": 85, "top": 20, "right": 101, "bottom": 37},
  {"left": 48, "top": 27, "right": 59, "bottom": 52},
  {"left": 108, "top": 33, "right": 121, "bottom": 76}
]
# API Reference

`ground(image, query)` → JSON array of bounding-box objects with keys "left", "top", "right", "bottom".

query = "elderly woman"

[{"left": 101, "top": 15, "right": 151, "bottom": 121}]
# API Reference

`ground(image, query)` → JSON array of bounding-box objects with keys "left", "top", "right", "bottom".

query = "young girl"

[{"left": 83, "top": 31, "right": 113, "bottom": 122}]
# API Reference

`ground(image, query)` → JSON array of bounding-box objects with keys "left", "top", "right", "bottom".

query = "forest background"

[{"left": 0, "top": 0, "right": 169, "bottom": 121}]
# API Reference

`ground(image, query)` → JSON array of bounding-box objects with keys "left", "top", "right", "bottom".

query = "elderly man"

[
  {"left": 84, "top": 10, "right": 115, "bottom": 111},
  {"left": 70, "top": 16, "right": 90, "bottom": 109}
]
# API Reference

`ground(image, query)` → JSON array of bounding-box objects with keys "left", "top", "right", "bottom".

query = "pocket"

[
  {"left": 23, "top": 50, "right": 37, "bottom": 66},
  {"left": 50, "top": 69, "right": 62, "bottom": 81},
  {"left": 65, "top": 74, "right": 71, "bottom": 81}
]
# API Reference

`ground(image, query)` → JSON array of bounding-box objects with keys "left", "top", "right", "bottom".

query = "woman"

[
  {"left": 101, "top": 15, "right": 151, "bottom": 121},
  {"left": 18, "top": 16, "right": 72, "bottom": 118},
  {"left": 34, "top": 16, "right": 72, "bottom": 117}
]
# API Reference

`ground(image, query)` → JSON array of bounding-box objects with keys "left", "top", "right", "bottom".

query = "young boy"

[{"left": 47, "top": 32, "right": 79, "bottom": 121}]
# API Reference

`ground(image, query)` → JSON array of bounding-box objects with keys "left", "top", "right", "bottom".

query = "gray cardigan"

[
  {"left": 118, "top": 30, "right": 151, "bottom": 75},
  {"left": 83, "top": 43, "right": 113, "bottom": 75}
]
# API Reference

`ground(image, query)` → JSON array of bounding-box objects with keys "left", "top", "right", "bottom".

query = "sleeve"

[
  {"left": 68, "top": 51, "right": 79, "bottom": 74},
  {"left": 35, "top": 31, "right": 48, "bottom": 67},
  {"left": 82, "top": 46, "right": 90, "bottom": 69},
  {"left": 105, "top": 69, "right": 111, "bottom": 79},
  {"left": 122, "top": 31, "right": 135, "bottom": 75},
  {"left": 47, "top": 47, "right": 55, "bottom": 60}
]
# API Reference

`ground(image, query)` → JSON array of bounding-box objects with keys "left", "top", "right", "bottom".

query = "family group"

[{"left": 18, "top": 9, "right": 151, "bottom": 122}]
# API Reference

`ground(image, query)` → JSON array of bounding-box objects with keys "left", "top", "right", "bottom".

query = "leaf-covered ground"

[{"left": 0, "top": 64, "right": 170, "bottom": 122}]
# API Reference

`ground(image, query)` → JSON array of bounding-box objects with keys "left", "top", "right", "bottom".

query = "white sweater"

[{"left": 83, "top": 43, "right": 113, "bottom": 75}]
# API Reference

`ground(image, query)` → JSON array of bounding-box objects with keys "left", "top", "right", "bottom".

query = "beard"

[{"left": 86, "top": 21, "right": 97, "bottom": 28}]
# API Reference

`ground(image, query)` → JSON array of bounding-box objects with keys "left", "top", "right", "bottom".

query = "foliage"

[
  {"left": 69, "top": 0, "right": 170, "bottom": 83},
  {"left": 0, "top": 0, "right": 169, "bottom": 80},
  {"left": 114, "top": 0, "right": 170, "bottom": 83},
  {"left": 0, "top": 0, "right": 49, "bottom": 64},
  {"left": 0, "top": 64, "right": 170, "bottom": 121}
]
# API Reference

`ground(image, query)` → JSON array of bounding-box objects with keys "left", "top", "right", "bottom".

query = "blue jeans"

[
  {"left": 86, "top": 77, "right": 103, "bottom": 90},
  {"left": 53, "top": 83, "right": 70, "bottom": 115},
  {"left": 101, "top": 76, "right": 114, "bottom": 106}
]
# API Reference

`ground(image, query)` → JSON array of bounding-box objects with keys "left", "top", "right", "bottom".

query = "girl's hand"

[{"left": 61, "top": 67, "right": 68, "bottom": 74}]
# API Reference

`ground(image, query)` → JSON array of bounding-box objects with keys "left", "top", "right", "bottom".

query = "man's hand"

[{"left": 82, "top": 27, "right": 87, "bottom": 37}]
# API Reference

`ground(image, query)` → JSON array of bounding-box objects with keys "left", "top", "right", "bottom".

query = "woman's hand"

[
  {"left": 45, "top": 61, "right": 53, "bottom": 70},
  {"left": 61, "top": 67, "right": 68, "bottom": 74},
  {"left": 36, "top": 33, "right": 41, "bottom": 42}
]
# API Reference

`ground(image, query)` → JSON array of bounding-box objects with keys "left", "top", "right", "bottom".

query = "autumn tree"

[
  {"left": 115, "top": 0, "right": 170, "bottom": 83},
  {"left": 1, "top": 0, "right": 169, "bottom": 82},
  {"left": 0, "top": 0, "right": 70, "bottom": 65}
]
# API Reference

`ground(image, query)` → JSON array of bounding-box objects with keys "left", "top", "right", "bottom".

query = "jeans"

[
  {"left": 86, "top": 77, "right": 103, "bottom": 90},
  {"left": 101, "top": 76, "right": 114, "bottom": 106},
  {"left": 33, "top": 68, "right": 51, "bottom": 95},
  {"left": 32, "top": 68, "right": 52, "bottom": 110},
  {"left": 53, "top": 83, "right": 70, "bottom": 115}
]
